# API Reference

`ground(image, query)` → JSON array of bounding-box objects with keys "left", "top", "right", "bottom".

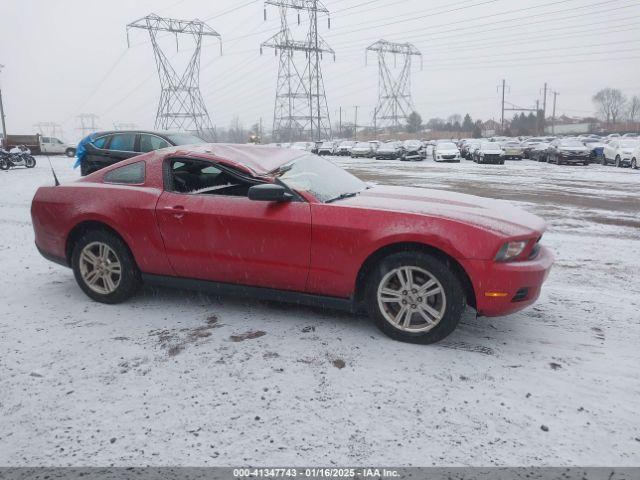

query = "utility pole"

[
  {"left": 339, "top": 106, "right": 342, "bottom": 138},
  {"left": 542, "top": 83, "right": 548, "bottom": 119},
  {"left": 0, "top": 65, "right": 7, "bottom": 149},
  {"left": 366, "top": 40, "right": 422, "bottom": 132},
  {"left": 498, "top": 79, "right": 506, "bottom": 134},
  {"left": 551, "top": 92, "right": 556, "bottom": 134},
  {"left": 354, "top": 105, "right": 359, "bottom": 141},
  {"left": 126, "top": 14, "right": 222, "bottom": 139}
]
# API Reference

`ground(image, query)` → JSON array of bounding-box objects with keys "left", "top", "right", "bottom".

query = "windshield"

[
  {"left": 560, "top": 140, "right": 586, "bottom": 147},
  {"left": 438, "top": 142, "right": 457, "bottom": 149},
  {"left": 504, "top": 142, "right": 520, "bottom": 147},
  {"left": 380, "top": 142, "right": 399, "bottom": 149},
  {"left": 354, "top": 142, "right": 370, "bottom": 148},
  {"left": 165, "top": 133, "right": 206, "bottom": 145},
  {"left": 339, "top": 141, "right": 356, "bottom": 147},
  {"left": 275, "top": 154, "right": 366, "bottom": 203},
  {"left": 404, "top": 141, "right": 421, "bottom": 147},
  {"left": 581, "top": 138, "right": 599, "bottom": 144},
  {"left": 481, "top": 142, "right": 501, "bottom": 149}
]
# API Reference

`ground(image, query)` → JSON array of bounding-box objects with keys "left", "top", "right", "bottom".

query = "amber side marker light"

[{"left": 484, "top": 292, "right": 509, "bottom": 297}]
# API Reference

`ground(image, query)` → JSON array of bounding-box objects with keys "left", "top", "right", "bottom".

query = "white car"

[
  {"left": 433, "top": 142, "right": 461, "bottom": 162},
  {"left": 317, "top": 141, "right": 338, "bottom": 155},
  {"left": 602, "top": 139, "right": 640, "bottom": 167},
  {"left": 350, "top": 141, "right": 374, "bottom": 158}
]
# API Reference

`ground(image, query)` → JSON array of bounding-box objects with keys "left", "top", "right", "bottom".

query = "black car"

[
  {"left": 79, "top": 130, "right": 206, "bottom": 176},
  {"left": 545, "top": 139, "right": 590, "bottom": 166}
]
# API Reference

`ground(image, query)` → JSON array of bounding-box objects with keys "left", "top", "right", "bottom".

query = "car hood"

[
  {"left": 437, "top": 149, "right": 459, "bottom": 155},
  {"left": 480, "top": 149, "right": 503, "bottom": 154},
  {"left": 339, "top": 185, "right": 546, "bottom": 237}
]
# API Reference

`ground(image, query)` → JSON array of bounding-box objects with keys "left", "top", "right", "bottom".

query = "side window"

[
  {"left": 104, "top": 161, "right": 145, "bottom": 185},
  {"left": 139, "top": 134, "right": 171, "bottom": 153},
  {"left": 42, "top": 137, "right": 51, "bottom": 144},
  {"left": 108, "top": 133, "right": 136, "bottom": 152},
  {"left": 168, "top": 159, "right": 251, "bottom": 197},
  {"left": 92, "top": 136, "right": 109, "bottom": 149}
]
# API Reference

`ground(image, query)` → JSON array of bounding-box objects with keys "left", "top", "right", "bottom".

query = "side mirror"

[{"left": 248, "top": 184, "right": 293, "bottom": 202}]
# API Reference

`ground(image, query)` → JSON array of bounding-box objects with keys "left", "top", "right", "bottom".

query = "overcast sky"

[{"left": 1, "top": 0, "right": 639, "bottom": 141}]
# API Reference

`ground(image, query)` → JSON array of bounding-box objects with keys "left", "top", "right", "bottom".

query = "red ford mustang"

[{"left": 31, "top": 144, "right": 553, "bottom": 344}]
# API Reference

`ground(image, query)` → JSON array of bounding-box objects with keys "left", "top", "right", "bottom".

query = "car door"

[
  {"left": 604, "top": 141, "right": 616, "bottom": 161},
  {"left": 138, "top": 133, "right": 171, "bottom": 153},
  {"left": 105, "top": 133, "right": 139, "bottom": 165},
  {"left": 155, "top": 158, "right": 312, "bottom": 292},
  {"left": 83, "top": 134, "right": 112, "bottom": 171}
]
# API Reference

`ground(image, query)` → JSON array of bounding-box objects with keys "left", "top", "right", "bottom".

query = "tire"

[
  {"left": 0, "top": 159, "right": 9, "bottom": 171},
  {"left": 365, "top": 252, "right": 466, "bottom": 344},
  {"left": 615, "top": 156, "right": 621, "bottom": 168},
  {"left": 25, "top": 156, "right": 36, "bottom": 168},
  {"left": 65, "top": 148, "right": 76, "bottom": 157},
  {"left": 632, "top": 158, "right": 638, "bottom": 170},
  {"left": 71, "top": 229, "right": 141, "bottom": 304},
  {"left": 601, "top": 156, "right": 607, "bottom": 166}
]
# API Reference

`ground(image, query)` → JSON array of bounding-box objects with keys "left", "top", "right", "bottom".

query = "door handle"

[{"left": 165, "top": 205, "right": 186, "bottom": 219}]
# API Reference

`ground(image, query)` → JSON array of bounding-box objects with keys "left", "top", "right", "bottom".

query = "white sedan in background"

[
  {"left": 433, "top": 142, "right": 461, "bottom": 162},
  {"left": 602, "top": 139, "right": 640, "bottom": 167}
]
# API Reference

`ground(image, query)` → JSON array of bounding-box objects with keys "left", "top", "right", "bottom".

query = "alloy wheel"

[
  {"left": 79, "top": 241, "right": 122, "bottom": 295},
  {"left": 377, "top": 266, "right": 446, "bottom": 333}
]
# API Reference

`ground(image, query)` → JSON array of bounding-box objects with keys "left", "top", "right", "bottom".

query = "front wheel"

[
  {"left": 25, "top": 156, "right": 36, "bottom": 168},
  {"left": 71, "top": 230, "right": 141, "bottom": 304},
  {"left": 615, "top": 156, "right": 621, "bottom": 168},
  {"left": 65, "top": 148, "right": 76, "bottom": 157},
  {"left": 632, "top": 158, "right": 638, "bottom": 169},
  {"left": 365, "top": 252, "right": 466, "bottom": 344}
]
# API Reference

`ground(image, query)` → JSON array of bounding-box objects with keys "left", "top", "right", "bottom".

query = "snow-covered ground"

[{"left": 1, "top": 155, "right": 639, "bottom": 466}]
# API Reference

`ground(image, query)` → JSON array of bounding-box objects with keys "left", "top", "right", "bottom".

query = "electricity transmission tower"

[
  {"left": 366, "top": 40, "right": 422, "bottom": 131},
  {"left": 262, "top": 1, "right": 334, "bottom": 142},
  {"left": 126, "top": 14, "right": 221, "bottom": 139},
  {"left": 76, "top": 114, "right": 100, "bottom": 137},
  {"left": 34, "top": 122, "right": 63, "bottom": 139}
]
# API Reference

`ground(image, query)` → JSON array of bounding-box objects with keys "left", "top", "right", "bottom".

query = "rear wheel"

[
  {"left": 71, "top": 230, "right": 141, "bottom": 304},
  {"left": 365, "top": 252, "right": 466, "bottom": 344},
  {"left": 0, "top": 159, "right": 9, "bottom": 171},
  {"left": 65, "top": 148, "right": 76, "bottom": 157},
  {"left": 632, "top": 158, "right": 638, "bottom": 169}
]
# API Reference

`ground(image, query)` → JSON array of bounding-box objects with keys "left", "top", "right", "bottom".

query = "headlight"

[{"left": 495, "top": 241, "right": 528, "bottom": 262}]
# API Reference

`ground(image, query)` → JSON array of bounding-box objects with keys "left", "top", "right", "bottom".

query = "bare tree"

[
  {"left": 227, "top": 116, "right": 246, "bottom": 143},
  {"left": 447, "top": 113, "right": 462, "bottom": 125},
  {"left": 627, "top": 95, "right": 640, "bottom": 123},
  {"left": 592, "top": 88, "right": 627, "bottom": 125}
]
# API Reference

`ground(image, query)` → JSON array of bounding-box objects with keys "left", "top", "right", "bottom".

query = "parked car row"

[{"left": 73, "top": 129, "right": 640, "bottom": 177}]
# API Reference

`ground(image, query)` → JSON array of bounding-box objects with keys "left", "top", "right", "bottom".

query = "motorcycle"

[{"left": 1, "top": 147, "right": 36, "bottom": 170}]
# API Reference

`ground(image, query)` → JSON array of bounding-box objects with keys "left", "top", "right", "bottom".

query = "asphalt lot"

[{"left": 1, "top": 154, "right": 639, "bottom": 466}]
